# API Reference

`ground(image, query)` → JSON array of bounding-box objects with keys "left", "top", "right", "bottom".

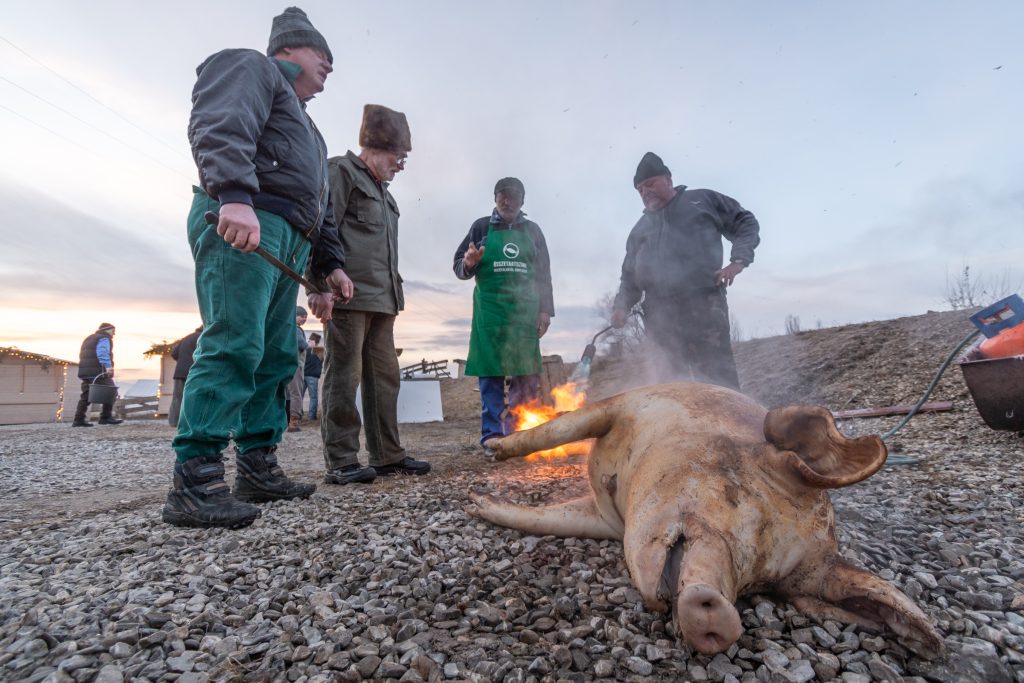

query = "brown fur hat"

[{"left": 359, "top": 105, "right": 412, "bottom": 153}]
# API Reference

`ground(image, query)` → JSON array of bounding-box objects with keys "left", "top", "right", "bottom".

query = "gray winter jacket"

[{"left": 188, "top": 49, "right": 344, "bottom": 277}]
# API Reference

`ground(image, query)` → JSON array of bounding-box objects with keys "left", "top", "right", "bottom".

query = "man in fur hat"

[
  {"left": 610, "top": 152, "right": 760, "bottom": 390},
  {"left": 162, "top": 7, "right": 353, "bottom": 529},
  {"left": 313, "top": 104, "right": 432, "bottom": 486}
]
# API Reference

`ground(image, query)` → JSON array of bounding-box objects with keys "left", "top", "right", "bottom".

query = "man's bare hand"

[
  {"left": 217, "top": 203, "right": 261, "bottom": 252},
  {"left": 308, "top": 292, "right": 336, "bottom": 323},
  {"left": 715, "top": 262, "right": 745, "bottom": 287},
  {"left": 610, "top": 309, "right": 628, "bottom": 329},
  {"left": 537, "top": 312, "right": 551, "bottom": 338},
  {"left": 464, "top": 241, "right": 485, "bottom": 269},
  {"left": 326, "top": 268, "right": 354, "bottom": 304}
]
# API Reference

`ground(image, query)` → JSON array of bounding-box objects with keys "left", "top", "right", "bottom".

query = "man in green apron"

[{"left": 453, "top": 178, "right": 555, "bottom": 454}]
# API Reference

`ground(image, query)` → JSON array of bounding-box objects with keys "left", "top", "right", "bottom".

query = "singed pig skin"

[{"left": 468, "top": 382, "right": 943, "bottom": 658}]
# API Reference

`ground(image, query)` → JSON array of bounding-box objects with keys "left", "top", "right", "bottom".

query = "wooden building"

[{"left": 0, "top": 347, "right": 78, "bottom": 425}]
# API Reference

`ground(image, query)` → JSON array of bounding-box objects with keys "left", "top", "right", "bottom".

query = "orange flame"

[{"left": 510, "top": 381, "right": 592, "bottom": 459}]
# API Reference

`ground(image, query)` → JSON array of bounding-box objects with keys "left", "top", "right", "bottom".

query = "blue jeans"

[
  {"left": 478, "top": 375, "right": 540, "bottom": 445},
  {"left": 304, "top": 376, "right": 319, "bottom": 418}
]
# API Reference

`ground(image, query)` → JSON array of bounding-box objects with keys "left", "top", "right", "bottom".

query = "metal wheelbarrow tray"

[{"left": 959, "top": 345, "right": 1024, "bottom": 432}]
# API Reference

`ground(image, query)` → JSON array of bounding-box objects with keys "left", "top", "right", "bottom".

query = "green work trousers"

[
  {"left": 173, "top": 189, "right": 310, "bottom": 462},
  {"left": 320, "top": 310, "right": 405, "bottom": 470}
]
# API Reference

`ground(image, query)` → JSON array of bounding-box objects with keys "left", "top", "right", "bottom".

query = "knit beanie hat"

[
  {"left": 267, "top": 7, "right": 333, "bottom": 64},
  {"left": 359, "top": 105, "right": 413, "bottom": 153},
  {"left": 98, "top": 323, "right": 115, "bottom": 333},
  {"left": 494, "top": 177, "right": 525, "bottom": 198},
  {"left": 633, "top": 152, "right": 671, "bottom": 188}
]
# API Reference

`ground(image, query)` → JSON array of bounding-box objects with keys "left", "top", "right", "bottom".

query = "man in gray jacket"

[
  {"left": 162, "top": 7, "right": 353, "bottom": 529},
  {"left": 312, "top": 105, "right": 431, "bottom": 486},
  {"left": 611, "top": 152, "right": 760, "bottom": 390}
]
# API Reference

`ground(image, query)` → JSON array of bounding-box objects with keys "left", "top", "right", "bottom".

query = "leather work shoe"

[
  {"left": 482, "top": 447, "right": 497, "bottom": 462},
  {"left": 375, "top": 456, "right": 431, "bottom": 476},
  {"left": 287, "top": 417, "right": 301, "bottom": 433},
  {"left": 233, "top": 447, "right": 316, "bottom": 503},
  {"left": 162, "top": 454, "right": 260, "bottom": 529},
  {"left": 71, "top": 420, "right": 93, "bottom": 427},
  {"left": 98, "top": 417, "right": 124, "bottom": 425},
  {"left": 324, "top": 464, "right": 377, "bottom": 485}
]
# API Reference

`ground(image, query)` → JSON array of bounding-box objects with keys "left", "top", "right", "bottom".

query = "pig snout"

[{"left": 674, "top": 584, "right": 743, "bottom": 655}]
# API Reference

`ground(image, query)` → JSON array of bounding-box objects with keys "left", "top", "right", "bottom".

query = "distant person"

[
  {"left": 286, "top": 306, "right": 309, "bottom": 432},
  {"left": 72, "top": 322, "right": 123, "bottom": 427},
  {"left": 453, "top": 177, "right": 554, "bottom": 456},
  {"left": 611, "top": 152, "right": 760, "bottom": 390},
  {"left": 314, "top": 105, "right": 431, "bottom": 486},
  {"left": 162, "top": 7, "right": 353, "bottom": 530},
  {"left": 168, "top": 325, "right": 203, "bottom": 427},
  {"left": 303, "top": 332, "right": 323, "bottom": 420}
]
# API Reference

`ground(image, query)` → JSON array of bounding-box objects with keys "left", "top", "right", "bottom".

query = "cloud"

[{"left": 0, "top": 179, "right": 195, "bottom": 309}]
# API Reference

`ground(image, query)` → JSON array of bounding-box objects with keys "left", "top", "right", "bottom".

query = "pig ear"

[{"left": 764, "top": 405, "right": 887, "bottom": 488}]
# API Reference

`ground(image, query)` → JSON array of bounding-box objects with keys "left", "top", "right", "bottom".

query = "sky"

[{"left": 1, "top": 1, "right": 1022, "bottom": 383}]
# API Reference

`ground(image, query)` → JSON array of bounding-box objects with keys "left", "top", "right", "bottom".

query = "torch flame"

[{"left": 510, "top": 381, "right": 592, "bottom": 459}]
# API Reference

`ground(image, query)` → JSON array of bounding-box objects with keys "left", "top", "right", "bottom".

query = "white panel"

[{"left": 354, "top": 380, "right": 443, "bottom": 423}]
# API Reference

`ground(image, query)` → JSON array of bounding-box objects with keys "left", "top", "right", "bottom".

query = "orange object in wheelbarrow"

[
  {"left": 979, "top": 323, "right": 1024, "bottom": 359},
  {"left": 960, "top": 294, "right": 1024, "bottom": 431}
]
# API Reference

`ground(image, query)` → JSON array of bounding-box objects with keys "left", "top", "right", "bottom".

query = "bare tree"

[
  {"left": 730, "top": 313, "right": 744, "bottom": 343},
  {"left": 943, "top": 264, "right": 1022, "bottom": 310}
]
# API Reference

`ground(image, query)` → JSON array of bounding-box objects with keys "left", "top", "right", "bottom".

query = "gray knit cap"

[{"left": 267, "top": 7, "right": 333, "bottom": 64}]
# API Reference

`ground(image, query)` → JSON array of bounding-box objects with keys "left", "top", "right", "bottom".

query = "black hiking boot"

[
  {"left": 71, "top": 419, "right": 92, "bottom": 427},
  {"left": 233, "top": 447, "right": 316, "bottom": 503},
  {"left": 375, "top": 456, "right": 432, "bottom": 476},
  {"left": 98, "top": 417, "right": 124, "bottom": 425},
  {"left": 162, "top": 455, "right": 260, "bottom": 529},
  {"left": 324, "top": 463, "right": 377, "bottom": 485}
]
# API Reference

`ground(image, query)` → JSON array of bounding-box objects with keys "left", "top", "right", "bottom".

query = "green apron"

[{"left": 465, "top": 226, "right": 542, "bottom": 376}]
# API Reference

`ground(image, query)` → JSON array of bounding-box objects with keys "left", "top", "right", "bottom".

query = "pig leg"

[
  {"left": 466, "top": 493, "right": 621, "bottom": 539},
  {"left": 485, "top": 401, "right": 616, "bottom": 461},
  {"left": 783, "top": 554, "right": 944, "bottom": 658},
  {"left": 662, "top": 532, "right": 743, "bottom": 655}
]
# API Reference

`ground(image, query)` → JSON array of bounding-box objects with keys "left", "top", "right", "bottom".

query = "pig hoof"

[{"left": 676, "top": 584, "right": 743, "bottom": 655}]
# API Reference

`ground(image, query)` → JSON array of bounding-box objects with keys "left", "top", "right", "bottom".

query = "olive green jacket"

[{"left": 324, "top": 151, "right": 404, "bottom": 314}]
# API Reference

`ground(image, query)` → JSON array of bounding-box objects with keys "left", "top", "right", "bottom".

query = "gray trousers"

[
  {"left": 321, "top": 310, "right": 405, "bottom": 470},
  {"left": 286, "top": 363, "right": 304, "bottom": 419}
]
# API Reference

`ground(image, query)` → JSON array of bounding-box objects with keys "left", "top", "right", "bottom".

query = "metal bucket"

[
  {"left": 959, "top": 345, "right": 1024, "bottom": 432},
  {"left": 88, "top": 378, "right": 118, "bottom": 405}
]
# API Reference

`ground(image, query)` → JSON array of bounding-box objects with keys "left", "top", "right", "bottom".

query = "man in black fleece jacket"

[{"left": 611, "top": 152, "right": 760, "bottom": 390}]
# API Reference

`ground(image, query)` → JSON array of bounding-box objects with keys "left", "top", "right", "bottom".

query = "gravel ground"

[{"left": 1, "top": 310, "right": 1022, "bottom": 682}]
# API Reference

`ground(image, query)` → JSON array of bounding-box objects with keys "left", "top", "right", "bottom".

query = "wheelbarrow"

[{"left": 958, "top": 294, "right": 1024, "bottom": 432}]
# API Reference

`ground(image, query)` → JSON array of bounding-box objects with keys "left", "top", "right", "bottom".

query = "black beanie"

[
  {"left": 267, "top": 7, "right": 333, "bottom": 64},
  {"left": 633, "top": 152, "right": 671, "bottom": 188},
  {"left": 494, "top": 177, "right": 525, "bottom": 198}
]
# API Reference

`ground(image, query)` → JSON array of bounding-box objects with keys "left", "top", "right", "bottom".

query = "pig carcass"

[{"left": 468, "top": 382, "right": 943, "bottom": 658}]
